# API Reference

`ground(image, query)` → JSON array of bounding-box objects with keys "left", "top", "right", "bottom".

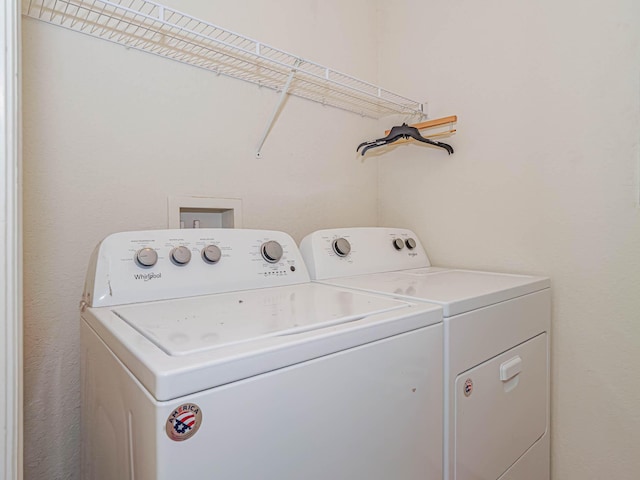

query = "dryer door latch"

[{"left": 500, "top": 356, "right": 522, "bottom": 382}]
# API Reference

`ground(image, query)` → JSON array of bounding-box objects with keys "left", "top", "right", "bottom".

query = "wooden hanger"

[
  {"left": 376, "top": 115, "right": 457, "bottom": 149},
  {"left": 357, "top": 115, "right": 457, "bottom": 156},
  {"left": 384, "top": 115, "right": 457, "bottom": 135}
]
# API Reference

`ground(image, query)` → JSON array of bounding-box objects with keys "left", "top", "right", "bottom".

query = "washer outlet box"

[{"left": 168, "top": 196, "right": 242, "bottom": 229}]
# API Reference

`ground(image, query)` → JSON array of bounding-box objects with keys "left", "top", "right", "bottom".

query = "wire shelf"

[{"left": 24, "top": 0, "right": 425, "bottom": 119}]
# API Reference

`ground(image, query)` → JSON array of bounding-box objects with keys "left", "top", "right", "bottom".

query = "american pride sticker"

[{"left": 166, "top": 403, "right": 202, "bottom": 441}]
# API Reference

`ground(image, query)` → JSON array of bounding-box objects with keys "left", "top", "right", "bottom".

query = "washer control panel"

[
  {"left": 299, "top": 227, "right": 430, "bottom": 280},
  {"left": 83, "top": 229, "right": 309, "bottom": 307}
]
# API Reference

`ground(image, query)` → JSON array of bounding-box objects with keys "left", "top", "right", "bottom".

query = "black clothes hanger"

[{"left": 357, "top": 123, "right": 454, "bottom": 156}]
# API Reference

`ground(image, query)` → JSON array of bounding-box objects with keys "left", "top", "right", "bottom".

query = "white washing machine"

[
  {"left": 80, "top": 228, "right": 444, "bottom": 480},
  {"left": 300, "top": 227, "right": 551, "bottom": 480}
]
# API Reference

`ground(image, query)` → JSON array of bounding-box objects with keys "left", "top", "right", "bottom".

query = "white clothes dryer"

[
  {"left": 80, "top": 228, "right": 444, "bottom": 480},
  {"left": 300, "top": 227, "right": 551, "bottom": 480}
]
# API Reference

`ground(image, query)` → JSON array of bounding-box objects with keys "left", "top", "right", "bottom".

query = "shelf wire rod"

[
  {"left": 185, "top": 18, "right": 200, "bottom": 34},
  {"left": 192, "top": 58, "right": 212, "bottom": 70},
  {"left": 124, "top": 3, "right": 416, "bottom": 112},
  {"left": 96, "top": 4, "right": 118, "bottom": 36},
  {"left": 108, "top": 0, "right": 137, "bottom": 39},
  {"left": 109, "top": 8, "right": 149, "bottom": 43},
  {"left": 76, "top": 2, "right": 96, "bottom": 31},
  {"left": 130, "top": 19, "right": 162, "bottom": 49},
  {"left": 68, "top": 2, "right": 86, "bottom": 29},
  {"left": 58, "top": 0, "right": 73, "bottom": 23},
  {"left": 86, "top": 1, "right": 104, "bottom": 34},
  {"left": 114, "top": 10, "right": 138, "bottom": 41},
  {"left": 175, "top": 40, "right": 202, "bottom": 58},
  {"left": 288, "top": 73, "right": 412, "bottom": 116},
  {"left": 112, "top": 21, "right": 294, "bottom": 85},
  {"left": 49, "top": 0, "right": 60, "bottom": 21},
  {"left": 89, "top": 0, "right": 110, "bottom": 34},
  {"left": 256, "top": 59, "right": 301, "bottom": 158},
  {"left": 163, "top": 44, "right": 198, "bottom": 63},
  {"left": 196, "top": 22, "right": 210, "bottom": 36},
  {"left": 81, "top": 0, "right": 399, "bottom": 107},
  {"left": 163, "top": 8, "right": 177, "bottom": 24},
  {"left": 126, "top": 27, "right": 151, "bottom": 49},
  {"left": 189, "top": 44, "right": 214, "bottom": 61},
  {"left": 64, "top": 2, "right": 78, "bottom": 28},
  {"left": 97, "top": 8, "right": 139, "bottom": 38}
]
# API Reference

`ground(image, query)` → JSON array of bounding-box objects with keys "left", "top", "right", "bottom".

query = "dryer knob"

[
  {"left": 405, "top": 238, "right": 417, "bottom": 250},
  {"left": 393, "top": 238, "right": 405, "bottom": 250},
  {"left": 332, "top": 238, "right": 351, "bottom": 257},
  {"left": 261, "top": 241, "right": 283, "bottom": 263},
  {"left": 170, "top": 246, "right": 192, "bottom": 265},
  {"left": 135, "top": 247, "right": 158, "bottom": 267},
  {"left": 202, "top": 244, "right": 222, "bottom": 264}
]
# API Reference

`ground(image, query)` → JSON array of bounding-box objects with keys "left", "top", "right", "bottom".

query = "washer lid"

[
  {"left": 112, "top": 282, "right": 421, "bottom": 356},
  {"left": 85, "top": 282, "right": 442, "bottom": 400},
  {"left": 322, "top": 268, "right": 550, "bottom": 317}
]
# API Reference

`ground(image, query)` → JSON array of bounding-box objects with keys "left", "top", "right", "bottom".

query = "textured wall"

[
  {"left": 21, "top": 1, "right": 382, "bottom": 478},
  {"left": 377, "top": 0, "right": 640, "bottom": 478}
]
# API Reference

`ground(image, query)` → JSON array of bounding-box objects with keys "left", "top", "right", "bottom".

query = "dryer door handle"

[{"left": 500, "top": 356, "right": 522, "bottom": 381}]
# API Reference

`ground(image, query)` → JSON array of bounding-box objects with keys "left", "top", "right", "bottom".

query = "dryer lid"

[{"left": 322, "top": 268, "right": 550, "bottom": 317}]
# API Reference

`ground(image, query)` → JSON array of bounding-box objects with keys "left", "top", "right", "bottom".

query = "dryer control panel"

[
  {"left": 300, "top": 227, "right": 431, "bottom": 280},
  {"left": 82, "top": 229, "right": 310, "bottom": 307}
]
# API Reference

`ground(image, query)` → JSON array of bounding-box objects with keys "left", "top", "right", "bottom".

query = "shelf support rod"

[{"left": 256, "top": 60, "right": 301, "bottom": 158}]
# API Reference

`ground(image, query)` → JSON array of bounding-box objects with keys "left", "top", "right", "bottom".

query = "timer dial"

[
  {"left": 332, "top": 238, "right": 351, "bottom": 257},
  {"left": 261, "top": 241, "right": 283, "bottom": 263},
  {"left": 405, "top": 238, "right": 417, "bottom": 250},
  {"left": 392, "top": 238, "right": 405, "bottom": 250}
]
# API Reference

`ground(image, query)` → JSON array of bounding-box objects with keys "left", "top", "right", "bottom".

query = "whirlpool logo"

[{"left": 133, "top": 272, "right": 162, "bottom": 281}]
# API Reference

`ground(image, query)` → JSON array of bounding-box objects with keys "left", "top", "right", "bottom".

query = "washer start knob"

[
  {"left": 202, "top": 244, "right": 222, "bottom": 264},
  {"left": 171, "top": 246, "right": 192, "bottom": 265},
  {"left": 405, "top": 238, "right": 417, "bottom": 249},
  {"left": 332, "top": 238, "right": 351, "bottom": 257},
  {"left": 392, "top": 238, "right": 405, "bottom": 250},
  {"left": 135, "top": 247, "right": 158, "bottom": 267},
  {"left": 261, "top": 241, "right": 283, "bottom": 263}
]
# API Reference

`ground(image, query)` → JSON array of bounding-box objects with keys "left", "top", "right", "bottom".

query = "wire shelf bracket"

[{"left": 24, "top": 0, "right": 427, "bottom": 156}]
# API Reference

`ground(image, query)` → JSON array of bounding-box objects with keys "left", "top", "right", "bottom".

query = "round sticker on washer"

[
  {"left": 166, "top": 403, "right": 202, "bottom": 441},
  {"left": 463, "top": 378, "right": 473, "bottom": 397}
]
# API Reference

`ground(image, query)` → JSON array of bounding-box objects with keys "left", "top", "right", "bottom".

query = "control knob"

[
  {"left": 170, "top": 246, "right": 192, "bottom": 265},
  {"left": 135, "top": 247, "right": 158, "bottom": 267},
  {"left": 405, "top": 238, "right": 417, "bottom": 250},
  {"left": 332, "top": 238, "right": 351, "bottom": 257},
  {"left": 261, "top": 241, "right": 283, "bottom": 263},
  {"left": 202, "top": 244, "right": 222, "bottom": 264},
  {"left": 392, "top": 238, "right": 405, "bottom": 250}
]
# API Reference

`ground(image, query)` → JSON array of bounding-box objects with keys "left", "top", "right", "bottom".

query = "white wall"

[
  {"left": 378, "top": 0, "right": 640, "bottom": 478},
  {"left": 21, "top": 1, "right": 381, "bottom": 478}
]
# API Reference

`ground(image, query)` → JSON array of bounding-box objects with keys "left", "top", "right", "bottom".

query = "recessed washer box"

[{"left": 168, "top": 196, "right": 242, "bottom": 229}]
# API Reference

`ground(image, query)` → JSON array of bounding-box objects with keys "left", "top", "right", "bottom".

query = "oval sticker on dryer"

[{"left": 463, "top": 378, "right": 473, "bottom": 397}]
